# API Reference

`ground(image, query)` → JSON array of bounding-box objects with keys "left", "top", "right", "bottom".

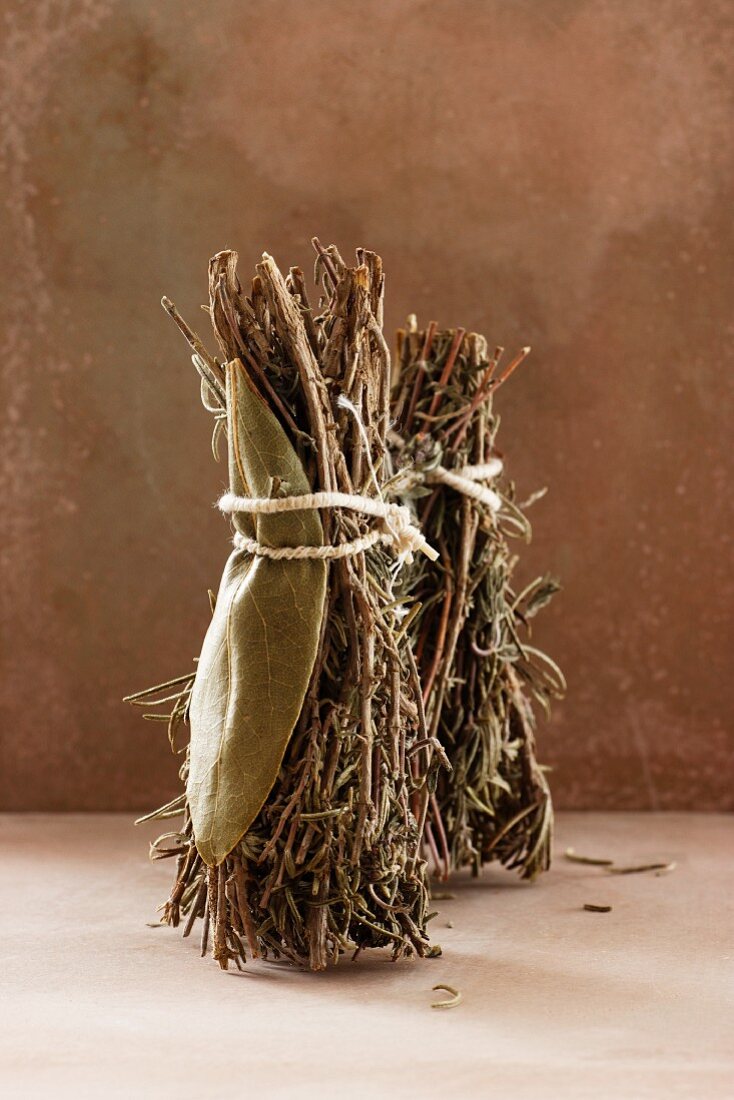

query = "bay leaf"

[{"left": 187, "top": 360, "right": 327, "bottom": 866}]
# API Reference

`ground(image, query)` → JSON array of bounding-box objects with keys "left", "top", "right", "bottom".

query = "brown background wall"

[{"left": 1, "top": 0, "right": 732, "bottom": 812}]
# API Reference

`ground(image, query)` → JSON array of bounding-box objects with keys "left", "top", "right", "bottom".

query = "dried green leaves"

[{"left": 187, "top": 361, "right": 327, "bottom": 866}]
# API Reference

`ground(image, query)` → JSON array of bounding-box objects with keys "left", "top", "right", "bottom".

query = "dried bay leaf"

[{"left": 187, "top": 360, "right": 327, "bottom": 866}]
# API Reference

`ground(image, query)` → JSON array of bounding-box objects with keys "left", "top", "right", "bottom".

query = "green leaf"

[{"left": 187, "top": 360, "right": 327, "bottom": 866}]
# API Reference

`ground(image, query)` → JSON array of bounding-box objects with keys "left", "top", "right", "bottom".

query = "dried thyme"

[
  {"left": 391, "top": 321, "right": 564, "bottom": 880},
  {"left": 130, "top": 243, "right": 439, "bottom": 970}
]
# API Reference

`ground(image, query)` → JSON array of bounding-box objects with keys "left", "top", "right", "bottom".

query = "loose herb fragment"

[
  {"left": 564, "top": 848, "right": 614, "bottom": 867},
  {"left": 567, "top": 849, "right": 682, "bottom": 875},
  {"left": 565, "top": 848, "right": 677, "bottom": 876},
  {"left": 605, "top": 862, "right": 676, "bottom": 876},
  {"left": 431, "top": 984, "right": 462, "bottom": 1009}
]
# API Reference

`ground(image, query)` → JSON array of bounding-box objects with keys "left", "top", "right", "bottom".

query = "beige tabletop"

[{"left": 1, "top": 812, "right": 731, "bottom": 1099}]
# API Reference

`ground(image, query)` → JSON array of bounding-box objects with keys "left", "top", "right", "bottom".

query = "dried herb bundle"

[
  {"left": 129, "top": 244, "right": 439, "bottom": 970},
  {"left": 391, "top": 320, "right": 565, "bottom": 879}
]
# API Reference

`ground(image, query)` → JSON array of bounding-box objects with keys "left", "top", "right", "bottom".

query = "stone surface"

[
  {"left": 1, "top": 1, "right": 733, "bottom": 810},
  {"left": 1, "top": 812, "right": 731, "bottom": 1098}
]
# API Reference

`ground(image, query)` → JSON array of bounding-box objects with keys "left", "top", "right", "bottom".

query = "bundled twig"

[
  {"left": 391, "top": 319, "right": 564, "bottom": 879},
  {"left": 129, "top": 244, "right": 439, "bottom": 970}
]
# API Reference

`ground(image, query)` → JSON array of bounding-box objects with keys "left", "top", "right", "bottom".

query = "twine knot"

[{"left": 380, "top": 502, "right": 428, "bottom": 564}]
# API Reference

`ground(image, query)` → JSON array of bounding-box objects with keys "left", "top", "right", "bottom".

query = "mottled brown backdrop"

[{"left": 2, "top": 0, "right": 732, "bottom": 811}]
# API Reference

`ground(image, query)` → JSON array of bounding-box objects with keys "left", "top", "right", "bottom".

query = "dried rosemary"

[
  {"left": 391, "top": 320, "right": 565, "bottom": 880},
  {"left": 129, "top": 243, "right": 438, "bottom": 970}
]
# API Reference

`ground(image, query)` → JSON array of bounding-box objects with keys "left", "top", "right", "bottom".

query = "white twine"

[
  {"left": 218, "top": 457, "right": 503, "bottom": 564},
  {"left": 218, "top": 390, "right": 502, "bottom": 565},
  {"left": 424, "top": 463, "right": 502, "bottom": 512},
  {"left": 456, "top": 459, "right": 504, "bottom": 481},
  {"left": 219, "top": 491, "right": 439, "bottom": 564},
  {"left": 391, "top": 457, "right": 504, "bottom": 513}
]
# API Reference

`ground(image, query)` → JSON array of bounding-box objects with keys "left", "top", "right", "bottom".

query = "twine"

[
  {"left": 218, "top": 455, "right": 503, "bottom": 565},
  {"left": 390, "top": 457, "right": 503, "bottom": 512},
  {"left": 424, "top": 463, "right": 502, "bottom": 512},
  {"left": 219, "top": 491, "right": 439, "bottom": 564}
]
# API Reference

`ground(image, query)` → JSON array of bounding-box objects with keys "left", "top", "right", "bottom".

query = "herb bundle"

[
  {"left": 391, "top": 320, "right": 564, "bottom": 879},
  {"left": 129, "top": 247, "right": 565, "bottom": 973},
  {"left": 129, "top": 244, "right": 439, "bottom": 970}
]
